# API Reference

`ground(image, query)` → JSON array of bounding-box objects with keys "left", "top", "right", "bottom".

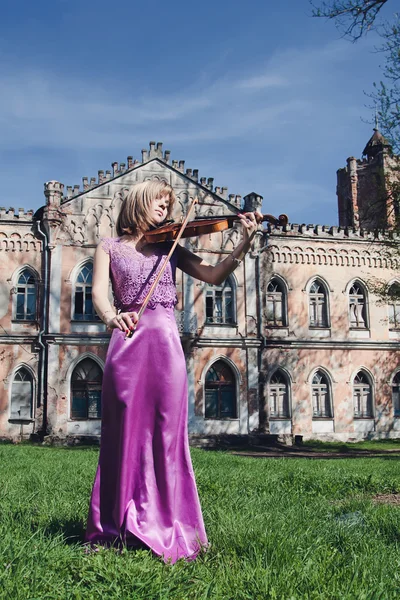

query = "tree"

[
  {"left": 312, "top": 1, "right": 400, "bottom": 302},
  {"left": 311, "top": 1, "right": 399, "bottom": 152}
]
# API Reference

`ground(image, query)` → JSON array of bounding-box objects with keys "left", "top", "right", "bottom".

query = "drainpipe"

[
  {"left": 252, "top": 233, "right": 269, "bottom": 432},
  {"left": 35, "top": 219, "right": 50, "bottom": 439}
]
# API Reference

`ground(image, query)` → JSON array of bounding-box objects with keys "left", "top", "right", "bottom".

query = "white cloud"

[{"left": 0, "top": 35, "right": 379, "bottom": 152}]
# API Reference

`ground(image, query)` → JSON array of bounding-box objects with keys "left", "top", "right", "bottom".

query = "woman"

[{"left": 85, "top": 180, "right": 259, "bottom": 564}]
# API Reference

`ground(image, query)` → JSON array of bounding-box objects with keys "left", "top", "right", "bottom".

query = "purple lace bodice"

[{"left": 101, "top": 237, "right": 178, "bottom": 312}]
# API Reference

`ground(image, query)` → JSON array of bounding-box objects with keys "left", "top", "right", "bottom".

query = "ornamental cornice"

[
  {"left": 266, "top": 244, "right": 399, "bottom": 270},
  {"left": 263, "top": 339, "right": 400, "bottom": 350},
  {"left": 0, "top": 231, "right": 41, "bottom": 252}
]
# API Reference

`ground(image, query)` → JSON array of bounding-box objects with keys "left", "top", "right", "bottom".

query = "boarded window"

[
  {"left": 205, "top": 361, "right": 236, "bottom": 418},
  {"left": 71, "top": 358, "right": 103, "bottom": 419},
  {"left": 11, "top": 368, "right": 33, "bottom": 420}
]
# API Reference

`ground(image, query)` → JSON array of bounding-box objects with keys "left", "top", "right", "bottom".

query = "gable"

[{"left": 54, "top": 157, "right": 242, "bottom": 247}]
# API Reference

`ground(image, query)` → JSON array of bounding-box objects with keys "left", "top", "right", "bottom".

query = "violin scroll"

[{"left": 258, "top": 213, "right": 288, "bottom": 227}]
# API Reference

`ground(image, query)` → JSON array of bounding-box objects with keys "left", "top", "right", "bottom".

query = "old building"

[{"left": 0, "top": 132, "right": 399, "bottom": 443}]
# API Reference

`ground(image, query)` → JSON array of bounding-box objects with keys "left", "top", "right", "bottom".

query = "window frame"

[
  {"left": 12, "top": 267, "right": 38, "bottom": 322},
  {"left": 266, "top": 276, "right": 288, "bottom": 328},
  {"left": 72, "top": 261, "right": 100, "bottom": 322},
  {"left": 267, "top": 369, "right": 291, "bottom": 420},
  {"left": 70, "top": 358, "right": 103, "bottom": 420},
  {"left": 9, "top": 366, "right": 35, "bottom": 422},
  {"left": 353, "top": 370, "right": 374, "bottom": 419},
  {"left": 204, "top": 360, "right": 238, "bottom": 420},
  {"left": 348, "top": 281, "right": 369, "bottom": 330},
  {"left": 392, "top": 371, "right": 400, "bottom": 417},
  {"left": 387, "top": 282, "right": 400, "bottom": 331},
  {"left": 311, "top": 369, "right": 333, "bottom": 419},
  {"left": 308, "top": 279, "right": 330, "bottom": 329},
  {"left": 205, "top": 275, "right": 236, "bottom": 326}
]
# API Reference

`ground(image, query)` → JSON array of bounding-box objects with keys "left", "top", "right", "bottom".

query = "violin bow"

[{"left": 125, "top": 196, "right": 199, "bottom": 339}]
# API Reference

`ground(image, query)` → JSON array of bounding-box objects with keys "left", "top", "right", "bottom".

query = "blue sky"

[{"left": 0, "top": 0, "right": 394, "bottom": 225}]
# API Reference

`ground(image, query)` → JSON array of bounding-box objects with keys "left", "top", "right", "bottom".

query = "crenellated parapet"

[
  {"left": 265, "top": 222, "right": 400, "bottom": 241},
  {"left": 0, "top": 207, "right": 34, "bottom": 222},
  {"left": 59, "top": 141, "right": 233, "bottom": 204}
]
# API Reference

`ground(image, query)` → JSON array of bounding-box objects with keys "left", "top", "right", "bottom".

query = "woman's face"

[{"left": 150, "top": 194, "right": 170, "bottom": 225}]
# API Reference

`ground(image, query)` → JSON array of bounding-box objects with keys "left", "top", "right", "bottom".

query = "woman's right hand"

[{"left": 107, "top": 311, "right": 139, "bottom": 333}]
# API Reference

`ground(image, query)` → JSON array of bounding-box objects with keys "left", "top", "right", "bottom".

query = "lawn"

[{"left": 0, "top": 444, "right": 399, "bottom": 600}]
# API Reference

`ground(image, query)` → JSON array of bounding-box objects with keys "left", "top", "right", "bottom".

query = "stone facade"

[{"left": 0, "top": 135, "right": 399, "bottom": 443}]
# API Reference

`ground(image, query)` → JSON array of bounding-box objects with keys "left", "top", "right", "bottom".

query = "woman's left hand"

[{"left": 237, "top": 211, "right": 262, "bottom": 242}]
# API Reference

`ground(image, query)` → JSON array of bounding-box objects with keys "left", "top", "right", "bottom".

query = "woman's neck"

[{"left": 120, "top": 231, "right": 148, "bottom": 251}]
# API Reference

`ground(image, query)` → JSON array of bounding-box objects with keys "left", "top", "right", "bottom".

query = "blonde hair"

[{"left": 116, "top": 180, "right": 176, "bottom": 237}]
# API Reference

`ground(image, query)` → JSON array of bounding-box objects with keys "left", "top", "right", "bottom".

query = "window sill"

[
  {"left": 68, "top": 418, "right": 101, "bottom": 422},
  {"left": 204, "top": 322, "right": 237, "bottom": 327},
  {"left": 264, "top": 327, "right": 289, "bottom": 338},
  {"left": 312, "top": 417, "right": 334, "bottom": 421},
  {"left": 349, "top": 329, "right": 370, "bottom": 339},
  {"left": 70, "top": 319, "right": 102, "bottom": 324},
  {"left": 308, "top": 328, "right": 331, "bottom": 338},
  {"left": 353, "top": 416, "right": 374, "bottom": 420},
  {"left": 8, "top": 418, "right": 34, "bottom": 424},
  {"left": 11, "top": 319, "right": 37, "bottom": 324},
  {"left": 204, "top": 417, "right": 239, "bottom": 421}
]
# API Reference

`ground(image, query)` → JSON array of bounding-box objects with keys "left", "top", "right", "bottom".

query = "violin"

[
  {"left": 140, "top": 212, "right": 288, "bottom": 245},
  {"left": 125, "top": 199, "right": 288, "bottom": 339}
]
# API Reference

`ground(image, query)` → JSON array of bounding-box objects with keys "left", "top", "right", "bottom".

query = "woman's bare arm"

[
  {"left": 92, "top": 244, "right": 115, "bottom": 321},
  {"left": 92, "top": 243, "right": 137, "bottom": 331},
  {"left": 176, "top": 211, "right": 259, "bottom": 285}
]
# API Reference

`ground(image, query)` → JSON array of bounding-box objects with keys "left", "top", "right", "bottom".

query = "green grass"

[
  {"left": 302, "top": 439, "right": 400, "bottom": 453},
  {"left": 0, "top": 444, "right": 399, "bottom": 599}
]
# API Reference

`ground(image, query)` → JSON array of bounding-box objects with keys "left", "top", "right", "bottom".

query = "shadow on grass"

[
  {"left": 44, "top": 518, "right": 86, "bottom": 545},
  {"left": 43, "top": 518, "right": 151, "bottom": 554}
]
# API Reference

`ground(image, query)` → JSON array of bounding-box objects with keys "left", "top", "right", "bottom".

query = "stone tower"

[{"left": 337, "top": 127, "right": 399, "bottom": 229}]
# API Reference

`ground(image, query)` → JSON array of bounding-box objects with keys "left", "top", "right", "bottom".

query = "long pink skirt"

[{"left": 85, "top": 304, "right": 208, "bottom": 564}]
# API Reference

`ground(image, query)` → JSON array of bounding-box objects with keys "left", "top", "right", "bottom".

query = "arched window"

[
  {"left": 393, "top": 372, "right": 400, "bottom": 417},
  {"left": 15, "top": 269, "right": 37, "bottom": 320},
  {"left": 269, "top": 370, "right": 290, "bottom": 418},
  {"left": 349, "top": 282, "right": 368, "bottom": 328},
  {"left": 266, "top": 278, "right": 287, "bottom": 327},
  {"left": 71, "top": 358, "right": 103, "bottom": 419},
  {"left": 205, "top": 277, "right": 235, "bottom": 325},
  {"left": 388, "top": 283, "right": 400, "bottom": 330},
  {"left": 353, "top": 371, "right": 373, "bottom": 418},
  {"left": 312, "top": 371, "right": 332, "bottom": 418},
  {"left": 74, "top": 263, "right": 98, "bottom": 321},
  {"left": 10, "top": 368, "right": 33, "bottom": 420},
  {"left": 309, "top": 280, "right": 329, "bottom": 328},
  {"left": 205, "top": 361, "right": 236, "bottom": 418}
]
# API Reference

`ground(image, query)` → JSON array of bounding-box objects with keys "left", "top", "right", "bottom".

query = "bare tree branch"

[{"left": 311, "top": 1, "right": 389, "bottom": 40}]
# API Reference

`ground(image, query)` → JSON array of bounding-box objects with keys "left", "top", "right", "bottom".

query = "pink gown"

[{"left": 85, "top": 237, "right": 208, "bottom": 564}]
